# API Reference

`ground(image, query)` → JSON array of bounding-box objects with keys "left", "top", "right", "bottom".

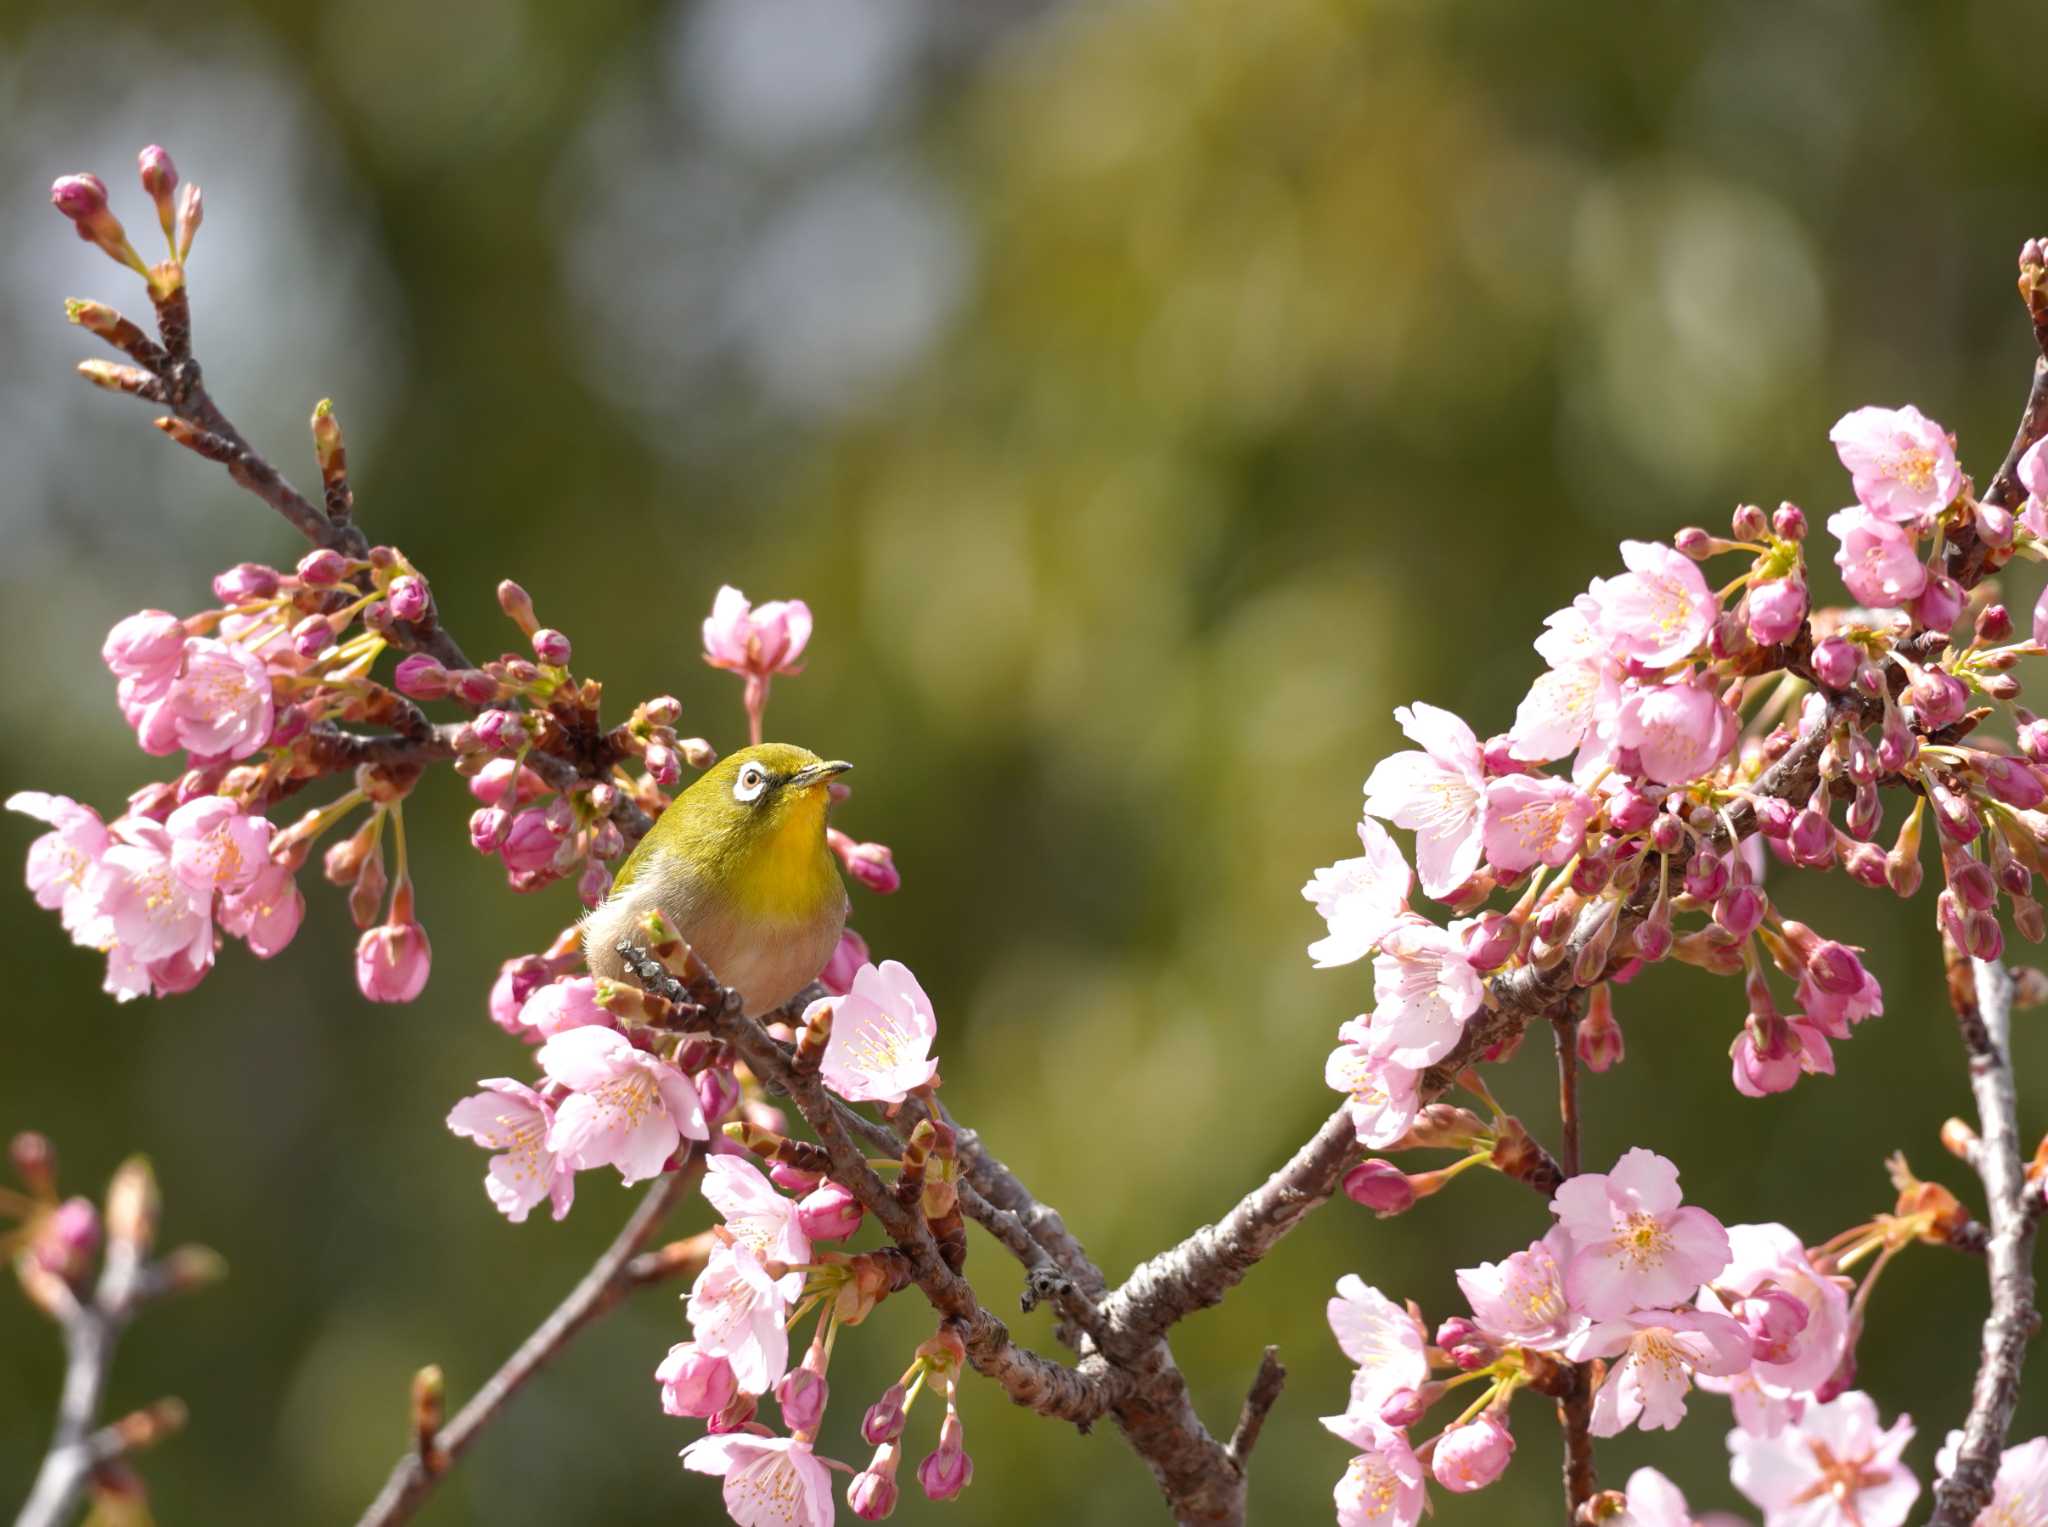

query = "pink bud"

[
  {"left": 1730, "top": 503, "right": 1769, "bottom": 541},
  {"left": 768, "top": 1159, "right": 823, "bottom": 1195},
  {"left": 576, "top": 858, "right": 611, "bottom": 909},
  {"left": 1607, "top": 784, "right": 1662, "bottom": 833},
  {"left": 1843, "top": 840, "right": 1889, "bottom": 890},
  {"left": 1731, "top": 1015, "right": 1802, "bottom": 1097},
  {"left": 531, "top": 628, "right": 572, "bottom": 666},
  {"left": 1675, "top": 526, "right": 1713, "bottom": 559},
  {"left": 695, "top": 1066, "right": 741, "bottom": 1124},
  {"left": 296, "top": 548, "right": 348, "bottom": 586},
  {"left": 1578, "top": 988, "right": 1625, "bottom": 1072},
  {"left": 916, "top": 1413, "right": 972, "bottom": 1502},
  {"left": 839, "top": 838, "right": 900, "bottom": 895},
  {"left": 488, "top": 954, "right": 550, "bottom": 1035},
  {"left": 102, "top": 610, "right": 187, "bottom": 681},
  {"left": 776, "top": 1363, "right": 830, "bottom": 1435},
  {"left": 862, "top": 1384, "right": 909, "bottom": 1445},
  {"left": 31, "top": 1197, "right": 102, "bottom": 1283},
  {"left": 1978, "top": 502, "right": 2017, "bottom": 549},
  {"left": 1756, "top": 797, "right": 1796, "bottom": 839},
  {"left": 1929, "top": 778, "right": 1982, "bottom": 844},
  {"left": 1683, "top": 846, "right": 1728, "bottom": 900},
  {"left": 1747, "top": 576, "right": 1807, "bottom": 646},
  {"left": 355, "top": 919, "right": 431, "bottom": 1002},
  {"left": 1459, "top": 913, "right": 1519, "bottom": 971},
  {"left": 1647, "top": 814, "right": 1686, "bottom": 856},
  {"left": 797, "top": 1181, "right": 865, "bottom": 1242},
  {"left": 707, "top": 1391, "right": 758, "bottom": 1434},
  {"left": 656, "top": 1342, "right": 737, "bottom": 1418},
  {"left": 468, "top": 807, "right": 510, "bottom": 854},
  {"left": 137, "top": 146, "right": 178, "bottom": 235},
  {"left": 1737, "top": 1286, "right": 1811, "bottom": 1364},
  {"left": 452, "top": 668, "right": 502, "bottom": 705},
  {"left": 645, "top": 741, "right": 681, "bottom": 787},
  {"left": 1787, "top": 807, "right": 1833, "bottom": 866},
  {"left": 1434, "top": 1316, "right": 1496, "bottom": 1372},
  {"left": 1772, "top": 502, "right": 1807, "bottom": 540},
  {"left": 1810, "top": 636, "right": 1859, "bottom": 691},
  {"left": 1912, "top": 573, "right": 1965, "bottom": 634},
  {"left": 849, "top": 1461, "right": 900, "bottom": 1521},
  {"left": 386, "top": 575, "right": 429, "bottom": 624},
  {"left": 1846, "top": 783, "right": 1882, "bottom": 842},
  {"left": 390, "top": 653, "right": 448, "bottom": 700},
  {"left": 1714, "top": 884, "right": 1766, "bottom": 940},
  {"left": 1379, "top": 1387, "right": 1430, "bottom": 1429},
  {"left": 1431, "top": 1414, "right": 1515, "bottom": 1493},
  {"left": 1342, "top": 1159, "right": 1414, "bottom": 1216},
  {"left": 817, "top": 928, "right": 868, "bottom": 996},
  {"left": 1981, "top": 755, "right": 2048, "bottom": 810},
  {"left": 1570, "top": 849, "right": 1612, "bottom": 896},
  {"left": 50, "top": 172, "right": 110, "bottom": 222},
  {"left": 212, "top": 562, "right": 280, "bottom": 603},
  {"left": 290, "top": 614, "right": 334, "bottom": 659},
  {"left": 1966, "top": 906, "right": 2005, "bottom": 961}
]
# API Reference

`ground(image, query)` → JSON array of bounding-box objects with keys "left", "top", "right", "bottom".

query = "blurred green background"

[{"left": 3, "top": 0, "right": 2045, "bottom": 1520}]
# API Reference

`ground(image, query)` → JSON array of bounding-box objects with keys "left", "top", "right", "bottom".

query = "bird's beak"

[{"left": 789, "top": 760, "right": 854, "bottom": 791}]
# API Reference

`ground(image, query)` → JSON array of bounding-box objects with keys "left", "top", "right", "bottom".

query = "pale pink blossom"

[
  {"left": 680, "top": 1432, "right": 835, "bottom": 1527},
  {"left": 101, "top": 610, "right": 186, "bottom": 691},
  {"left": 1332, "top": 1423, "right": 1427, "bottom": 1527},
  {"left": 1362, "top": 704, "right": 1487, "bottom": 897},
  {"left": 656, "top": 1341, "right": 738, "bottom": 1419},
  {"left": 165, "top": 637, "right": 274, "bottom": 759},
  {"left": 519, "top": 976, "right": 610, "bottom": 1037},
  {"left": 1729, "top": 1390, "right": 1919, "bottom": 1527},
  {"left": 1482, "top": 774, "right": 1597, "bottom": 876},
  {"left": 1303, "top": 816, "right": 1414, "bottom": 967},
  {"left": 1456, "top": 1227, "right": 1588, "bottom": 1353},
  {"left": 164, "top": 796, "right": 271, "bottom": 894},
  {"left": 1591, "top": 541, "right": 1715, "bottom": 667},
  {"left": 2019, "top": 438, "right": 2048, "bottom": 538},
  {"left": 87, "top": 822, "right": 211, "bottom": 967},
  {"left": 815, "top": 959, "right": 939, "bottom": 1104},
  {"left": 819, "top": 928, "right": 868, "bottom": 994},
  {"left": 445, "top": 1079, "right": 574, "bottom": 1223},
  {"left": 1431, "top": 1413, "right": 1514, "bottom": 1493},
  {"left": 1572, "top": 1307, "right": 1750, "bottom": 1435},
  {"left": 355, "top": 919, "right": 432, "bottom": 1002},
  {"left": 1325, "top": 1276, "right": 1430, "bottom": 1420},
  {"left": 1368, "top": 921, "right": 1483, "bottom": 1068},
  {"left": 1510, "top": 603, "right": 1622, "bottom": 765},
  {"left": 687, "top": 1242, "right": 797, "bottom": 1393},
  {"left": 702, "top": 584, "right": 813, "bottom": 677},
  {"left": 1795, "top": 966, "right": 1883, "bottom": 1039},
  {"left": 218, "top": 863, "right": 304, "bottom": 958},
  {"left": 1550, "top": 1147, "right": 1731, "bottom": 1318},
  {"left": 702, "top": 1154, "right": 811, "bottom": 1268},
  {"left": 1934, "top": 1432, "right": 2048, "bottom": 1527},
  {"left": 1828, "top": 506, "right": 1927, "bottom": 609},
  {"left": 1830, "top": 404, "right": 1960, "bottom": 520},
  {"left": 1615, "top": 679, "right": 1736, "bottom": 786},
  {"left": 1325, "top": 1019, "right": 1420, "bottom": 1148},
  {"left": 1612, "top": 1467, "right": 1717, "bottom": 1527},
  {"left": 1696, "top": 1222, "right": 1852, "bottom": 1400},
  {"left": 9, "top": 792, "right": 109, "bottom": 937},
  {"left": 539, "top": 1025, "right": 707, "bottom": 1183}
]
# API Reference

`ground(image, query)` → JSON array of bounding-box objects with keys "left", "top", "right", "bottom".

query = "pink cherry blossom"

[
  {"left": 1729, "top": 1390, "right": 1919, "bottom": 1527},
  {"left": 702, "top": 1154, "right": 811, "bottom": 1269},
  {"left": 1613, "top": 1468, "right": 1716, "bottom": 1527},
  {"left": 1747, "top": 575, "right": 1808, "bottom": 646},
  {"left": 1830, "top": 404, "right": 1961, "bottom": 520},
  {"left": 355, "top": 919, "right": 432, "bottom": 1002},
  {"left": 1331, "top": 1423, "right": 1427, "bottom": 1527},
  {"left": 1795, "top": 964, "right": 1883, "bottom": 1039},
  {"left": 1303, "top": 816, "right": 1414, "bottom": 967},
  {"left": 539, "top": 1025, "right": 707, "bottom": 1183},
  {"left": 1368, "top": 921, "right": 1482, "bottom": 1068},
  {"left": 1697, "top": 1222, "right": 1852, "bottom": 1401},
  {"left": 165, "top": 637, "right": 274, "bottom": 758},
  {"left": 702, "top": 584, "right": 813, "bottom": 677},
  {"left": 1935, "top": 1433, "right": 2048, "bottom": 1527},
  {"left": 1325, "top": 1019, "right": 1420, "bottom": 1148},
  {"left": 1455, "top": 1227, "right": 1588, "bottom": 1354},
  {"left": 819, "top": 928, "right": 868, "bottom": 995},
  {"left": 1431, "top": 1413, "right": 1513, "bottom": 1493},
  {"left": 1591, "top": 541, "right": 1715, "bottom": 667},
  {"left": 1362, "top": 703, "right": 1487, "bottom": 898},
  {"left": 2020, "top": 438, "right": 2048, "bottom": 537},
  {"left": 1571, "top": 1307, "right": 1749, "bottom": 1435},
  {"left": 687, "top": 1241, "right": 797, "bottom": 1393},
  {"left": 815, "top": 959, "right": 939, "bottom": 1104},
  {"left": 1828, "top": 506, "right": 1928, "bottom": 609},
  {"left": 1550, "top": 1147, "right": 1731, "bottom": 1318},
  {"left": 656, "top": 1341, "right": 738, "bottom": 1419},
  {"left": 9, "top": 792, "right": 110, "bottom": 938},
  {"left": 1510, "top": 601, "right": 1623, "bottom": 764},
  {"left": 1615, "top": 678, "right": 1736, "bottom": 786},
  {"left": 519, "top": 976, "right": 610, "bottom": 1037},
  {"left": 101, "top": 610, "right": 186, "bottom": 691},
  {"left": 1482, "top": 774, "right": 1597, "bottom": 877},
  {"left": 87, "top": 821, "right": 211, "bottom": 968},
  {"left": 445, "top": 1078, "right": 574, "bottom": 1223},
  {"left": 164, "top": 796, "right": 271, "bottom": 894},
  {"left": 680, "top": 1432, "right": 836, "bottom": 1527},
  {"left": 218, "top": 863, "right": 304, "bottom": 957},
  {"left": 1325, "top": 1276, "right": 1429, "bottom": 1421}
]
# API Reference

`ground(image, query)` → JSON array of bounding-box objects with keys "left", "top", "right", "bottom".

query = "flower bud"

[
  {"left": 1459, "top": 912, "right": 1519, "bottom": 971},
  {"left": 776, "top": 1363, "right": 830, "bottom": 1435},
  {"left": 1981, "top": 755, "right": 2048, "bottom": 810},
  {"left": 645, "top": 742, "right": 681, "bottom": 787},
  {"left": 797, "top": 1181, "right": 865, "bottom": 1242},
  {"left": 1378, "top": 1387, "right": 1431, "bottom": 1429},
  {"left": 30, "top": 1197, "right": 102, "bottom": 1284},
  {"left": 1978, "top": 603, "right": 2015, "bottom": 644},
  {"left": 297, "top": 548, "right": 348, "bottom": 587},
  {"left": 656, "top": 1342, "right": 737, "bottom": 1418},
  {"left": 1966, "top": 906, "right": 2005, "bottom": 961},
  {"left": 1928, "top": 777, "right": 1982, "bottom": 844},
  {"left": 2013, "top": 894, "right": 2046, "bottom": 944},
  {"left": 707, "top": 1391, "right": 758, "bottom": 1434},
  {"left": 695, "top": 1066, "right": 741, "bottom": 1124},
  {"left": 1607, "top": 785, "right": 1661, "bottom": 834},
  {"left": 393, "top": 653, "right": 451, "bottom": 700},
  {"left": 1731, "top": 1013, "right": 1803, "bottom": 1097},
  {"left": 1788, "top": 804, "right": 1833, "bottom": 866},
  {"left": 1434, "top": 1317, "right": 1496, "bottom": 1371},
  {"left": 769, "top": 1160, "right": 824, "bottom": 1194},
  {"left": 497, "top": 580, "right": 538, "bottom": 634},
  {"left": 356, "top": 918, "right": 431, "bottom": 1002},
  {"left": 1772, "top": 502, "right": 1807, "bottom": 540},
  {"left": 1432, "top": 1414, "right": 1514, "bottom": 1493},
  {"left": 531, "top": 628, "right": 572, "bottom": 666},
  {"left": 1747, "top": 576, "right": 1807, "bottom": 646},
  {"left": 849, "top": 1455, "right": 901, "bottom": 1521},
  {"left": 862, "top": 1384, "right": 909, "bottom": 1445},
  {"left": 1730, "top": 503, "right": 1768, "bottom": 541},
  {"left": 1737, "top": 1286, "right": 1811, "bottom": 1364},
  {"left": 917, "top": 1413, "right": 973, "bottom": 1502},
  {"left": 1341, "top": 1159, "right": 1415, "bottom": 1216},
  {"left": 1912, "top": 574, "right": 1965, "bottom": 634},
  {"left": 386, "top": 575, "right": 429, "bottom": 624},
  {"left": 1714, "top": 883, "right": 1766, "bottom": 940},
  {"left": 1578, "top": 985, "right": 1625, "bottom": 1072},
  {"left": 1810, "top": 635, "right": 1859, "bottom": 691},
  {"left": 212, "top": 562, "right": 280, "bottom": 604},
  {"left": 452, "top": 668, "right": 502, "bottom": 706},
  {"left": 1675, "top": 526, "right": 1713, "bottom": 559}
]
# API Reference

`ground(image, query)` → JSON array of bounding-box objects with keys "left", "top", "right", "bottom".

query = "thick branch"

[
  {"left": 1929, "top": 956, "right": 2040, "bottom": 1525},
  {"left": 354, "top": 1168, "right": 697, "bottom": 1527}
]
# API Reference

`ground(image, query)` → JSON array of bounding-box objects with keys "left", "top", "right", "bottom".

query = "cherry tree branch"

[
  {"left": 1548, "top": 1008, "right": 1597, "bottom": 1514},
  {"left": 355, "top": 1168, "right": 704, "bottom": 1527},
  {"left": 1928, "top": 954, "right": 2040, "bottom": 1525}
]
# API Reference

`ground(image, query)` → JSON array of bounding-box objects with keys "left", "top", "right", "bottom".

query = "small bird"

[{"left": 583, "top": 743, "right": 852, "bottom": 1015}]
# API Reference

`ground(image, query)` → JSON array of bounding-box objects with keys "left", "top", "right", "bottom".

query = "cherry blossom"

[
  {"left": 680, "top": 1432, "right": 836, "bottom": 1527},
  {"left": 1615, "top": 678, "right": 1736, "bottom": 786},
  {"left": 445, "top": 1079, "right": 573, "bottom": 1223},
  {"left": 88, "top": 820, "right": 211, "bottom": 971},
  {"left": 164, "top": 796, "right": 271, "bottom": 894},
  {"left": 1828, "top": 506, "right": 1927, "bottom": 609},
  {"left": 1550, "top": 1147, "right": 1731, "bottom": 1319},
  {"left": 1696, "top": 1222, "right": 1852, "bottom": 1401},
  {"left": 1572, "top": 1307, "right": 1750, "bottom": 1435},
  {"left": 164, "top": 637, "right": 274, "bottom": 758},
  {"left": 656, "top": 1341, "right": 738, "bottom": 1420},
  {"left": 1481, "top": 773, "right": 1597, "bottom": 876},
  {"left": 1368, "top": 922, "right": 1483, "bottom": 1068},
  {"left": 2020, "top": 437, "right": 2048, "bottom": 537},
  {"left": 8, "top": 792, "right": 109, "bottom": 938},
  {"left": 687, "top": 1242, "right": 797, "bottom": 1394},
  {"left": 1510, "top": 601, "right": 1621, "bottom": 765},
  {"left": 355, "top": 918, "right": 432, "bottom": 1003},
  {"left": 815, "top": 959, "right": 939, "bottom": 1105},
  {"left": 1303, "top": 816, "right": 1415, "bottom": 967},
  {"left": 702, "top": 1154, "right": 811, "bottom": 1269},
  {"left": 1728, "top": 1390, "right": 1919, "bottom": 1527},
  {"left": 701, "top": 584, "right": 813, "bottom": 679},
  {"left": 1325, "top": 1020, "right": 1421, "bottom": 1148},
  {"left": 1362, "top": 703, "right": 1487, "bottom": 898},
  {"left": 1325, "top": 1276, "right": 1429, "bottom": 1421},
  {"left": 1590, "top": 541, "right": 1715, "bottom": 667},
  {"left": 1455, "top": 1227, "right": 1587, "bottom": 1353},
  {"left": 1829, "top": 404, "right": 1961, "bottom": 520},
  {"left": 519, "top": 976, "right": 610, "bottom": 1037},
  {"left": 1612, "top": 1467, "right": 1729, "bottom": 1527},
  {"left": 538, "top": 1025, "right": 707, "bottom": 1183},
  {"left": 1430, "top": 1413, "right": 1513, "bottom": 1493},
  {"left": 1330, "top": 1420, "right": 1427, "bottom": 1527},
  {"left": 218, "top": 863, "right": 304, "bottom": 958}
]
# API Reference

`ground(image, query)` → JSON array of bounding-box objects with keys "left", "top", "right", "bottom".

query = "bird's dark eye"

[{"left": 733, "top": 765, "right": 769, "bottom": 804}]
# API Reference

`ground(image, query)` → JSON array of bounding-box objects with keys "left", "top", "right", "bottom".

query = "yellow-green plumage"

[{"left": 584, "top": 743, "right": 851, "bottom": 1014}]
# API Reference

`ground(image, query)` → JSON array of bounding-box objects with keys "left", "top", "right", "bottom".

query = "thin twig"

[
  {"left": 1929, "top": 955, "right": 2040, "bottom": 1525},
  {"left": 1225, "top": 1347, "right": 1287, "bottom": 1469},
  {"left": 1549, "top": 1009, "right": 1596, "bottom": 1515},
  {"left": 353, "top": 1168, "right": 697, "bottom": 1527}
]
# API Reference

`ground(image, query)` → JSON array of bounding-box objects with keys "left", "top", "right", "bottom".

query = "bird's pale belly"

[{"left": 582, "top": 876, "right": 846, "bottom": 1017}]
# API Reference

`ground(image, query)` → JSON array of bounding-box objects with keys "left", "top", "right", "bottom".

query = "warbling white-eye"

[{"left": 583, "top": 743, "right": 853, "bottom": 1014}]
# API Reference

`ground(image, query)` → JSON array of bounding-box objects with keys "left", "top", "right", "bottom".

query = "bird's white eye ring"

[{"left": 733, "top": 765, "right": 769, "bottom": 803}]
